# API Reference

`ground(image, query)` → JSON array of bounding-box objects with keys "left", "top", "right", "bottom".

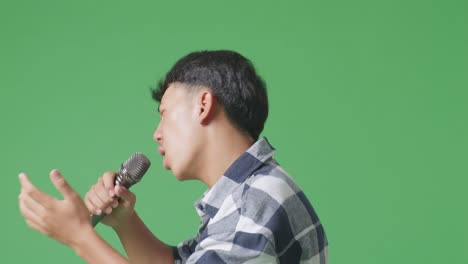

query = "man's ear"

[{"left": 197, "top": 90, "right": 217, "bottom": 125}]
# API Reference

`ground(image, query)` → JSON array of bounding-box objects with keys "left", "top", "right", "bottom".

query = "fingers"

[
  {"left": 87, "top": 185, "right": 109, "bottom": 214},
  {"left": 19, "top": 173, "right": 54, "bottom": 205},
  {"left": 115, "top": 185, "right": 136, "bottom": 208},
  {"left": 102, "top": 172, "right": 116, "bottom": 197},
  {"left": 49, "top": 169, "right": 77, "bottom": 200},
  {"left": 19, "top": 192, "right": 45, "bottom": 225},
  {"left": 19, "top": 172, "right": 34, "bottom": 189},
  {"left": 19, "top": 198, "right": 48, "bottom": 234},
  {"left": 84, "top": 172, "right": 118, "bottom": 215},
  {"left": 25, "top": 219, "right": 49, "bottom": 236},
  {"left": 19, "top": 191, "right": 45, "bottom": 216},
  {"left": 20, "top": 195, "right": 50, "bottom": 235},
  {"left": 93, "top": 184, "right": 114, "bottom": 214},
  {"left": 18, "top": 172, "right": 53, "bottom": 236},
  {"left": 84, "top": 194, "right": 102, "bottom": 215}
]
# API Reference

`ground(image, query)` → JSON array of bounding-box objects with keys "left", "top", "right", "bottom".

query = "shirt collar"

[{"left": 194, "top": 137, "right": 276, "bottom": 219}]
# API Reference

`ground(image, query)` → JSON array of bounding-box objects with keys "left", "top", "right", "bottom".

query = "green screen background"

[{"left": 1, "top": 1, "right": 466, "bottom": 263}]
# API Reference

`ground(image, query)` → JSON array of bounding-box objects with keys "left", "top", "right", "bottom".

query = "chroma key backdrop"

[{"left": 1, "top": 1, "right": 467, "bottom": 263}]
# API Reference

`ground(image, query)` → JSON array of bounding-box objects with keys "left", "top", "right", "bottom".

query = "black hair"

[{"left": 152, "top": 50, "right": 269, "bottom": 140}]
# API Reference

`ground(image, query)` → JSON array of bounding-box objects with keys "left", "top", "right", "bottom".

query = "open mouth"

[{"left": 158, "top": 146, "right": 165, "bottom": 156}]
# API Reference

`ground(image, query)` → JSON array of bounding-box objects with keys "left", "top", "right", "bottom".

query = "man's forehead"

[
  {"left": 158, "top": 83, "right": 182, "bottom": 112},
  {"left": 157, "top": 84, "right": 172, "bottom": 108}
]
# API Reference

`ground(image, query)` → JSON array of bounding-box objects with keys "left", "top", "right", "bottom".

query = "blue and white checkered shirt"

[{"left": 172, "top": 137, "right": 328, "bottom": 263}]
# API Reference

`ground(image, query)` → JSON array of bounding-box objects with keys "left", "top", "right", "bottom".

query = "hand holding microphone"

[
  {"left": 18, "top": 152, "right": 151, "bottom": 262},
  {"left": 84, "top": 152, "right": 151, "bottom": 228}
]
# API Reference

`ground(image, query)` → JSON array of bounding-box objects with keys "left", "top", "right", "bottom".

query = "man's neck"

[{"left": 197, "top": 128, "right": 254, "bottom": 189}]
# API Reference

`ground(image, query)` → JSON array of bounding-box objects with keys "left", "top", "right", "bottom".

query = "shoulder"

[
  {"left": 238, "top": 158, "right": 327, "bottom": 260},
  {"left": 242, "top": 158, "right": 304, "bottom": 207},
  {"left": 239, "top": 159, "right": 317, "bottom": 230},
  {"left": 242, "top": 158, "right": 319, "bottom": 229}
]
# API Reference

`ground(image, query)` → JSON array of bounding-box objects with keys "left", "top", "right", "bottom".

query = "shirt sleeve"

[
  {"left": 171, "top": 237, "right": 198, "bottom": 264},
  {"left": 182, "top": 232, "right": 277, "bottom": 264},
  {"left": 172, "top": 229, "right": 277, "bottom": 264},
  {"left": 172, "top": 187, "right": 279, "bottom": 263}
]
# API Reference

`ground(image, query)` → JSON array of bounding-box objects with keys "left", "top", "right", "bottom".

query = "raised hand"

[{"left": 18, "top": 169, "right": 92, "bottom": 247}]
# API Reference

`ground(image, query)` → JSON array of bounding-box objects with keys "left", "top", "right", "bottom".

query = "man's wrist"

[
  {"left": 70, "top": 225, "right": 99, "bottom": 258},
  {"left": 112, "top": 211, "right": 137, "bottom": 234}
]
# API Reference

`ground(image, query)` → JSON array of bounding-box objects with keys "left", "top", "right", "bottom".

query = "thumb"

[
  {"left": 50, "top": 169, "right": 76, "bottom": 199},
  {"left": 115, "top": 185, "right": 136, "bottom": 204}
]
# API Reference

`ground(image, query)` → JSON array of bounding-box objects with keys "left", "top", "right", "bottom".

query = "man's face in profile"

[{"left": 153, "top": 83, "right": 202, "bottom": 181}]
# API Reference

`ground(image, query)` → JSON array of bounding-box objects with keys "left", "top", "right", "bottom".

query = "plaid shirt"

[{"left": 172, "top": 137, "right": 328, "bottom": 263}]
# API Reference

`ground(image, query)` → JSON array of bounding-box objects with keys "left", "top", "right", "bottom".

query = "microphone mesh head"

[{"left": 116, "top": 152, "right": 151, "bottom": 188}]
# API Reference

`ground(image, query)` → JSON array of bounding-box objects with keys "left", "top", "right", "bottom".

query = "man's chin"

[
  {"left": 173, "top": 173, "right": 197, "bottom": 182},
  {"left": 162, "top": 158, "right": 170, "bottom": 170}
]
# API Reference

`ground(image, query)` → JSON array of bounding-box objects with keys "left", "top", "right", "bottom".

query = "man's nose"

[{"left": 154, "top": 122, "right": 162, "bottom": 142}]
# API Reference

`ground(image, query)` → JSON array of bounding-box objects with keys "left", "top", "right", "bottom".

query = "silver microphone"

[{"left": 92, "top": 152, "right": 151, "bottom": 227}]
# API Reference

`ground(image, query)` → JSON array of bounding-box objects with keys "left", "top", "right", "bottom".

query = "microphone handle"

[
  {"left": 91, "top": 180, "right": 131, "bottom": 227},
  {"left": 91, "top": 211, "right": 107, "bottom": 227},
  {"left": 91, "top": 197, "right": 122, "bottom": 227}
]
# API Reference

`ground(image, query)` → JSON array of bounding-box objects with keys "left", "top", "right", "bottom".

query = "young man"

[{"left": 18, "top": 50, "right": 328, "bottom": 263}]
